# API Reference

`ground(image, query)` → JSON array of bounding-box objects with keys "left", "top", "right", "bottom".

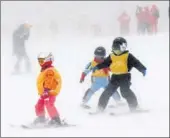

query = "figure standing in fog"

[{"left": 12, "top": 22, "right": 32, "bottom": 74}]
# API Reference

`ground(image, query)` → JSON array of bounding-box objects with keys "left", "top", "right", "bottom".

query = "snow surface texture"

[
  {"left": 1, "top": 33, "right": 169, "bottom": 137},
  {"left": 1, "top": 1, "right": 169, "bottom": 137}
]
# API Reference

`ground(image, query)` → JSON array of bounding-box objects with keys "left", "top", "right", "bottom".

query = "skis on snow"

[
  {"left": 89, "top": 108, "right": 150, "bottom": 116},
  {"left": 109, "top": 109, "right": 150, "bottom": 116},
  {"left": 21, "top": 124, "right": 76, "bottom": 129},
  {"left": 9, "top": 121, "right": 76, "bottom": 129}
]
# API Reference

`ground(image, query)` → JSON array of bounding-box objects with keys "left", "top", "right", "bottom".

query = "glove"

[
  {"left": 142, "top": 70, "right": 147, "bottom": 76},
  {"left": 41, "top": 88, "right": 50, "bottom": 99},
  {"left": 80, "top": 72, "right": 86, "bottom": 83}
]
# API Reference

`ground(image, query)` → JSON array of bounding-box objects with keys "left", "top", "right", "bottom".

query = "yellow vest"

[
  {"left": 91, "top": 60, "right": 109, "bottom": 77},
  {"left": 109, "top": 52, "right": 129, "bottom": 74}
]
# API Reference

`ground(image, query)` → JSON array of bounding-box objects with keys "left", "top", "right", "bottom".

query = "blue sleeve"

[{"left": 83, "top": 62, "right": 93, "bottom": 75}]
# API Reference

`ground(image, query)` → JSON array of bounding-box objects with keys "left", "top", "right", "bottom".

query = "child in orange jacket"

[{"left": 34, "top": 52, "right": 62, "bottom": 126}]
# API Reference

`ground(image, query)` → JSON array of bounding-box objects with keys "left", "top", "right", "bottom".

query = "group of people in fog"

[
  {"left": 48, "top": 4, "right": 166, "bottom": 37},
  {"left": 12, "top": 4, "right": 168, "bottom": 74},
  {"left": 118, "top": 4, "right": 160, "bottom": 36},
  {"left": 136, "top": 4, "right": 159, "bottom": 35}
]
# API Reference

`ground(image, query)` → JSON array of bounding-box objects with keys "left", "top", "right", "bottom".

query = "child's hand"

[
  {"left": 80, "top": 72, "right": 86, "bottom": 83},
  {"left": 41, "top": 93, "right": 49, "bottom": 99},
  {"left": 41, "top": 88, "right": 50, "bottom": 99},
  {"left": 142, "top": 70, "right": 147, "bottom": 76}
]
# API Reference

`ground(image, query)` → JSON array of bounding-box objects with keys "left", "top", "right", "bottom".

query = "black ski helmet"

[
  {"left": 94, "top": 46, "right": 106, "bottom": 57},
  {"left": 112, "top": 37, "right": 127, "bottom": 51}
]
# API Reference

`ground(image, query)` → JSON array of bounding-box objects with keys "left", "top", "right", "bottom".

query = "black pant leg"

[
  {"left": 119, "top": 74, "right": 138, "bottom": 110},
  {"left": 98, "top": 82, "right": 119, "bottom": 111}
]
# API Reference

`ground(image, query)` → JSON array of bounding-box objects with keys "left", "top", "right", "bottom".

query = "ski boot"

[
  {"left": 33, "top": 116, "right": 47, "bottom": 125},
  {"left": 48, "top": 116, "right": 62, "bottom": 126},
  {"left": 80, "top": 102, "right": 91, "bottom": 109},
  {"left": 130, "top": 106, "right": 149, "bottom": 113}
]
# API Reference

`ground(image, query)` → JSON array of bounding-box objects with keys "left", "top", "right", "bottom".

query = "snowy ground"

[{"left": 1, "top": 33, "right": 169, "bottom": 137}]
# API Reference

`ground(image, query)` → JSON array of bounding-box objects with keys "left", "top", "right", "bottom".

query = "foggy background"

[
  {"left": 1, "top": 1, "right": 169, "bottom": 78},
  {"left": 1, "top": 1, "right": 169, "bottom": 38},
  {"left": 1, "top": 1, "right": 169, "bottom": 137}
]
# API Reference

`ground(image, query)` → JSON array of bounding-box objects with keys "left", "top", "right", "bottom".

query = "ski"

[
  {"left": 89, "top": 108, "right": 150, "bottom": 116},
  {"left": 88, "top": 110, "right": 105, "bottom": 115},
  {"left": 9, "top": 123, "right": 76, "bottom": 129},
  {"left": 21, "top": 124, "right": 76, "bottom": 129},
  {"left": 109, "top": 109, "right": 150, "bottom": 116}
]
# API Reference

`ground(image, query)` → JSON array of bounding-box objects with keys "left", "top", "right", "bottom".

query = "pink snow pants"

[{"left": 35, "top": 96, "right": 59, "bottom": 118}]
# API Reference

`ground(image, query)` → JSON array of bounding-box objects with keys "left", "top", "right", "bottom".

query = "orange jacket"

[{"left": 36, "top": 67, "right": 62, "bottom": 96}]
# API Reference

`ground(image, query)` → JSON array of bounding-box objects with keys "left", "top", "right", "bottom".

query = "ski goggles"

[{"left": 38, "top": 58, "right": 45, "bottom": 65}]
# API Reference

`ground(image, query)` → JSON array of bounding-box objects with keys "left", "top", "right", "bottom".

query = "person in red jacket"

[
  {"left": 142, "top": 6, "right": 152, "bottom": 35},
  {"left": 118, "top": 11, "right": 131, "bottom": 35},
  {"left": 150, "top": 4, "right": 159, "bottom": 34}
]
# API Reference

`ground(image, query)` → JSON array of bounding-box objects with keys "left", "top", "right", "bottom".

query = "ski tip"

[{"left": 21, "top": 125, "right": 32, "bottom": 129}]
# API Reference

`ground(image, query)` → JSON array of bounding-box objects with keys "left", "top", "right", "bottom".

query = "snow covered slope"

[{"left": 1, "top": 33, "right": 169, "bottom": 137}]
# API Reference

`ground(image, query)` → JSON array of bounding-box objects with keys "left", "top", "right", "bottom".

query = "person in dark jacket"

[
  {"left": 92, "top": 37, "right": 147, "bottom": 112},
  {"left": 12, "top": 23, "right": 32, "bottom": 74},
  {"left": 136, "top": 5, "right": 144, "bottom": 35}
]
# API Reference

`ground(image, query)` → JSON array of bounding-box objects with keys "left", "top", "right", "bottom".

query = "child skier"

[
  {"left": 34, "top": 52, "right": 62, "bottom": 126},
  {"left": 92, "top": 37, "right": 147, "bottom": 113},
  {"left": 80, "top": 46, "right": 124, "bottom": 109}
]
